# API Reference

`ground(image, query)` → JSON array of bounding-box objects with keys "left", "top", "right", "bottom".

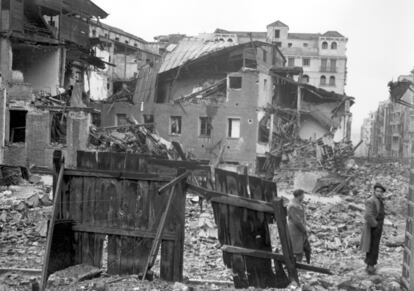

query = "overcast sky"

[{"left": 93, "top": 0, "right": 414, "bottom": 142}]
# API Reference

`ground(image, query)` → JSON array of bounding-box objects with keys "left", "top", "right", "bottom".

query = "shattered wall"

[
  {"left": 106, "top": 71, "right": 264, "bottom": 169},
  {"left": 12, "top": 45, "right": 62, "bottom": 95}
]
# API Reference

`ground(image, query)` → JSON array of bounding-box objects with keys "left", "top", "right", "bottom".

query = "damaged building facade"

[
  {"left": 87, "top": 21, "right": 160, "bottom": 102},
  {"left": 360, "top": 69, "right": 414, "bottom": 158},
  {"left": 0, "top": 0, "right": 108, "bottom": 169},
  {"left": 99, "top": 36, "right": 353, "bottom": 173}
]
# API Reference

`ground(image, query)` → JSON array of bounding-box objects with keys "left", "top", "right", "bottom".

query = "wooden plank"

[
  {"left": 76, "top": 151, "right": 98, "bottom": 169},
  {"left": 40, "top": 157, "right": 65, "bottom": 290},
  {"left": 221, "top": 245, "right": 332, "bottom": 275},
  {"left": 147, "top": 159, "right": 209, "bottom": 170},
  {"left": 187, "top": 184, "right": 274, "bottom": 213},
  {"left": 64, "top": 168, "right": 171, "bottom": 182},
  {"left": 142, "top": 183, "right": 178, "bottom": 280},
  {"left": 273, "top": 198, "right": 299, "bottom": 284},
  {"left": 161, "top": 179, "right": 186, "bottom": 282},
  {"left": 158, "top": 170, "right": 191, "bottom": 193}
]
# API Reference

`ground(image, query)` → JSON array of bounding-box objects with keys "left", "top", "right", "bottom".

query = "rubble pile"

[
  {"left": 89, "top": 125, "right": 181, "bottom": 159},
  {"left": 0, "top": 160, "right": 408, "bottom": 290}
]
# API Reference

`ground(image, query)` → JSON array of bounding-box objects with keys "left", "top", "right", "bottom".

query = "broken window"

[
  {"left": 228, "top": 118, "right": 240, "bottom": 138},
  {"left": 50, "top": 112, "right": 67, "bottom": 144},
  {"left": 199, "top": 117, "right": 212, "bottom": 137},
  {"left": 274, "top": 30, "right": 280, "bottom": 38},
  {"left": 116, "top": 114, "right": 128, "bottom": 126},
  {"left": 229, "top": 76, "right": 242, "bottom": 89},
  {"left": 331, "top": 42, "right": 337, "bottom": 49},
  {"left": 320, "top": 75, "right": 327, "bottom": 85},
  {"left": 302, "top": 58, "right": 310, "bottom": 66},
  {"left": 288, "top": 57, "right": 295, "bottom": 67},
  {"left": 170, "top": 116, "right": 182, "bottom": 135},
  {"left": 91, "top": 113, "right": 101, "bottom": 127},
  {"left": 322, "top": 41, "right": 328, "bottom": 49},
  {"left": 329, "top": 76, "right": 336, "bottom": 86},
  {"left": 9, "top": 110, "right": 26, "bottom": 143},
  {"left": 256, "top": 157, "right": 266, "bottom": 174},
  {"left": 258, "top": 114, "right": 270, "bottom": 143}
]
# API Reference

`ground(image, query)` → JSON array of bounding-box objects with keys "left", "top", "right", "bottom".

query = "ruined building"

[
  {"left": 213, "top": 20, "right": 348, "bottom": 94},
  {"left": 361, "top": 69, "right": 414, "bottom": 158},
  {"left": 98, "top": 36, "right": 353, "bottom": 173},
  {"left": 88, "top": 21, "right": 160, "bottom": 101},
  {"left": 0, "top": 0, "right": 108, "bottom": 169}
]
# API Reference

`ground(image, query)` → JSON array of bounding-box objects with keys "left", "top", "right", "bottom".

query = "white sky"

[{"left": 93, "top": 0, "right": 414, "bottom": 142}]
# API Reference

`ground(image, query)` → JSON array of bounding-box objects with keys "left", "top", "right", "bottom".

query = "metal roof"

[{"left": 159, "top": 37, "right": 237, "bottom": 73}]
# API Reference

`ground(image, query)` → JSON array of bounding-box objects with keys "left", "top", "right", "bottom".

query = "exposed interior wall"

[
  {"left": 257, "top": 72, "right": 273, "bottom": 107},
  {"left": 12, "top": 45, "right": 61, "bottom": 94},
  {"left": 299, "top": 116, "right": 327, "bottom": 140},
  {"left": 88, "top": 71, "right": 109, "bottom": 100},
  {"left": 113, "top": 53, "right": 138, "bottom": 80}
]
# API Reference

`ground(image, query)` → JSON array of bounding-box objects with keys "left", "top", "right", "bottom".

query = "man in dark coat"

[
  {"left": 360, "top": 182, "right": 386, "bottom": 274},
  {"left": 287, "top": 189, "right": 307, "bottom": 262}
]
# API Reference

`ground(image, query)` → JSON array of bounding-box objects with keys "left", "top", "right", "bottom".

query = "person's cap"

[
  {"left": 373, "top": 183, "right": 386, "bottom": 192},
  {"left": 293, "top": 189, "right": 305, "bottom": 197}
]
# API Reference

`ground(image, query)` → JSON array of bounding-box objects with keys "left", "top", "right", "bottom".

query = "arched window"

[
  {"left": 227, "top": 38, "right": 233, "bottom": 42},
  {"left": 302, "top": 75, "right": 309, "bottom": 83},
  {"left": 322, "top": 41, "right": 328, "bottom": 49},
  {"left": 329, "top": 76, "right": 336, "bottom": 86},
  {"left": 331, "top": 42, "right": 337, "bottom": 49},
  {"left": 320, "top": 75, "right": 326, "bottom": 85}
]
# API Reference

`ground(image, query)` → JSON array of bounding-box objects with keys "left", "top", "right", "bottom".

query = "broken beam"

[
  {"left": 186, "top": 183, "right": 274, "bottom": 214},
  {"left": 96, "top": 123, "right": 154, "bottom": 131},
  {"left": 35, "top": 105, "right": 100, "bottom": 113},
  {"left": 72, "top": 224, "right": 177, "bottom": 240},
  {"left": 64, "top": 169, "right": 172, "bottom": 182},
  {"left": 221, "top": 245, "right": 332, "bottom": 275},
  {"left": 158, "top": 170, "right": 191, "bottom": 194}
]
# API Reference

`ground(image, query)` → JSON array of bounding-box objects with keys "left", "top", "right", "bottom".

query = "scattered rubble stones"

[{"left": 0, "top": 160, "right": 408, "bottom": 290}]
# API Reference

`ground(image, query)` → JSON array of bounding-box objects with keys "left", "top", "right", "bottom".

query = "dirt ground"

[{"left": 0, "top": 159, "right": 408, "bottom": 290}]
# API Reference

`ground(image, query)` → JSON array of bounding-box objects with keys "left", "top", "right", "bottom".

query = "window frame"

[
  {"left": 302, "top": 58, "right": 310, "bottom": 67},
  {"left": 229, "top": 76, "right": 242, "bottom": 89},
  {"left": 227, "top": 118, "right": 241, "bottom": 139},
  {"left": 170, "top": 116, "right": 182, "bottom": 135},
  {"left": 288, "top": 57, "right": 295, "bottom": 67},
  {"left": 199, "top": 116, "right": 212, "bottom": 137},
  {"left": 322, "top": 41, "right": 328, "bottom": 49}
]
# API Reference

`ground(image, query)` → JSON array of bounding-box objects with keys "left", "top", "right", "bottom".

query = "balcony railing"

[{"left": 320, "top": 66, "right": 337, "bottom": 73}]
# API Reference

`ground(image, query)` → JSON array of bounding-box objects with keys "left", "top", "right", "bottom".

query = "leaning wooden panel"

[{"left": 211, "top": 168, "right": 285, "bottom": 288}]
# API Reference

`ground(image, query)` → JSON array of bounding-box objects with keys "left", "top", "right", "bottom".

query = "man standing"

[
  {"left": 287, "top": 189, "right": 307, "bottom": 262},
  {"left": 360, "top": 183, "right": 386, "bottom": 274}
]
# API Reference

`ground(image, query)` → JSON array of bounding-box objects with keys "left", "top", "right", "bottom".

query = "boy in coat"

[
  {"left": 360, "top": 182, "right": 385, "bottom": 274},
  {"left": 287, "top": 189, "right": 307, "bottom": 262}
]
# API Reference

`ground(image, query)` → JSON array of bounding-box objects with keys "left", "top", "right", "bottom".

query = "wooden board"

[
  {"left": 47, "top": 151, "right": 187, "bottom": 282},
  {"left": 211, "top": 168, "right": 286, "bottom": 288}
]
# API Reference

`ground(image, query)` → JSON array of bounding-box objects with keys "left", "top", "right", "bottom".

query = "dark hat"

[
  {"left": 373, "top": 183, "right": 386, "bottom": 192},
  {"left": 293, "top": 189, "right": 305, "bottom": 197}
]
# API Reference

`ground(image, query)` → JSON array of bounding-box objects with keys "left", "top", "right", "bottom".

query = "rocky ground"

[{"left": 0, "top": 159, "right": 408, "bottom": 290}]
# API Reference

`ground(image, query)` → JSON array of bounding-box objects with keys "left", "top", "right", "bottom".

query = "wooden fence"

[{"left": 40, "top": 151, "right": 203, "bottom": 289}]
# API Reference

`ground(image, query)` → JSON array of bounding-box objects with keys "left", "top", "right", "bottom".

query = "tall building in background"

[{"left": 213, "top": 20, "right": 348, "bottom": 94}]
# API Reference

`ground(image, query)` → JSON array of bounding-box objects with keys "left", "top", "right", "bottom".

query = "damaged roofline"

[
  {"left": 159, "top": 40, "right": 286, "bottom": 76},
  {"left": 270, "top": 70, "right": 354, "bottom": 105}
]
